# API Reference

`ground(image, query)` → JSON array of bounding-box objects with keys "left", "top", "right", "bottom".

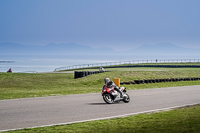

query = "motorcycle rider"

[{"left": 103, "top": 78, "right": 123, "bottom": 97}]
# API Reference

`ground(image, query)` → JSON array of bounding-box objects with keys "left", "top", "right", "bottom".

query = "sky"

[{"left": 0, "top": 0, "right": 200, "bottom": 51}]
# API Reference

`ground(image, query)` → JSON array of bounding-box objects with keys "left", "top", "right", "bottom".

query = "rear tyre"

[
  {"left": 103, "top": 93, "right": 114, "bottom": 104},
  {"left": 123, "top": 93, "right": 130, "bottom": 103}
]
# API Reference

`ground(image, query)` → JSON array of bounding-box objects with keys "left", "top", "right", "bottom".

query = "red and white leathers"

[{"left": 102, "top": 78, "right": 122, "bottom": 96}]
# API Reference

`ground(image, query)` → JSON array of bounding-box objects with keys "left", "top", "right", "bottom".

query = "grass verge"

[{"left": 4, "top": 104, "right": 200, "bottom": 133}]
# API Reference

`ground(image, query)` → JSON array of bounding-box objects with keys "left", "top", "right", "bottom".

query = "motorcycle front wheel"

[
  {"left": 123, "top": 93, "right": 130, "bottom": 103},
  {"left": 102, "top": 93, "right": 114, "bottom": 104}
]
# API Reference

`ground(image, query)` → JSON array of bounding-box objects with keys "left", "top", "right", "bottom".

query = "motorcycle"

[{"left": 101, "top": 86, "right": 130, "bottom": 104}]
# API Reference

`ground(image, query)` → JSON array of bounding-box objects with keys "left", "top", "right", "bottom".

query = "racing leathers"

[{"left": 103, "top": 81, "right": 123, "bottom": 97}]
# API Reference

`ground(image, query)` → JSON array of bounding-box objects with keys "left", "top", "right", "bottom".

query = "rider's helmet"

[{"left": 104, "top": 78, "right": 110, "bottom": 84}]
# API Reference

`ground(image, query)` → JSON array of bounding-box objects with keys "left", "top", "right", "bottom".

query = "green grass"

[
  {"left": 5, "top": 105, "right": 200, "bottom": 133},
  {"left": 1, "top": 67, "right": 200, "bottom": 100}
]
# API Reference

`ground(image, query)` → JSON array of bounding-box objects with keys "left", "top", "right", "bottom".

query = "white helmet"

[{"left": 104, "top": 78, "right": 110, "bottom": 84}]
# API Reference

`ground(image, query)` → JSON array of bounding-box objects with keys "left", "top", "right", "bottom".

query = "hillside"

[{"left": 0, "top": 42, "right": 199, "bottom": 55}]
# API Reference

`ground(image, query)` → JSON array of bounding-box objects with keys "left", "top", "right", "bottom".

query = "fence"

[{"left": 54, "top": 59, "right": 200, "bottom": 72}]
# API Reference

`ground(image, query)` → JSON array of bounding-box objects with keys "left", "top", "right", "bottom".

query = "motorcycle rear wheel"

[{"left": 103, "top": 93, "right": 114, "bottom": 104}]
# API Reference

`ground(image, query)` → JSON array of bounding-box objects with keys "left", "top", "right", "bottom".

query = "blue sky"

[{"left": 0, "top": 0, "right": 200, "bottom": 50}]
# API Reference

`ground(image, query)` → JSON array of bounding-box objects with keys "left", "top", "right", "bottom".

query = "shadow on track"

[
  {"left": 87, "top": 103, "right": 107, "bottom": 105},
  {"left": 87, "top": 102, "right": 125, "bottom": 105}
]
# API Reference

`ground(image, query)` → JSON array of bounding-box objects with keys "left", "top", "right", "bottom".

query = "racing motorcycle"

[{"left": 101, "top": 86, "right": 130, "bottom": 104}]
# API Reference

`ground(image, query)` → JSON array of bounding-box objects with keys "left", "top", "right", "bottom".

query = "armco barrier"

[
  {"left": 104, "top": 65, "right": 200, "bottom": 69},
  {"left": 54, "top": 59, "right": 200, "bottom": 72},
  {"left": 120, "top": 77, "right": 200, "bottom": 85},
  {"left": 74, "top": 71, "right": 109, "bottom": 79}
]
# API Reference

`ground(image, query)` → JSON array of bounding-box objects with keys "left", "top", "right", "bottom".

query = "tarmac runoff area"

[{"left": 0, "top": 85, "right": 200, "bottom": 132}]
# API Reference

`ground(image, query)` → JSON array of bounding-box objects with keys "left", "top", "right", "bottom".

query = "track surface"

[{"left": 1, "top": 85, "right": 200, "bottom": 131}]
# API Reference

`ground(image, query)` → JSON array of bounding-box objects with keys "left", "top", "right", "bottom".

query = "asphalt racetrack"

[{"left": 1, "top": 85, "right": 200, "bottom": 131}]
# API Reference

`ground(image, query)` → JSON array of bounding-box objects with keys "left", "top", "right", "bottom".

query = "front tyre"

[
  {"left": 123, "top": 93, "right": 130, "bottom": 103},
  {"left": 103, "top": 93, "right": 114, "bottom": 104}
]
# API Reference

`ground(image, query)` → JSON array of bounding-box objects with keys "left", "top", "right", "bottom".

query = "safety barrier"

[
  {"left": 120, "top": 77, "right": 200, "bottom": 85},
  {"left": 54, "top": 59, "right": 200, "bottom": 71},
  {"left": 74, "top": 71, "right": 110, "bottom": 79},
  {"left": 105, "top": 65, "right": 200, "bottom": 69}
]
